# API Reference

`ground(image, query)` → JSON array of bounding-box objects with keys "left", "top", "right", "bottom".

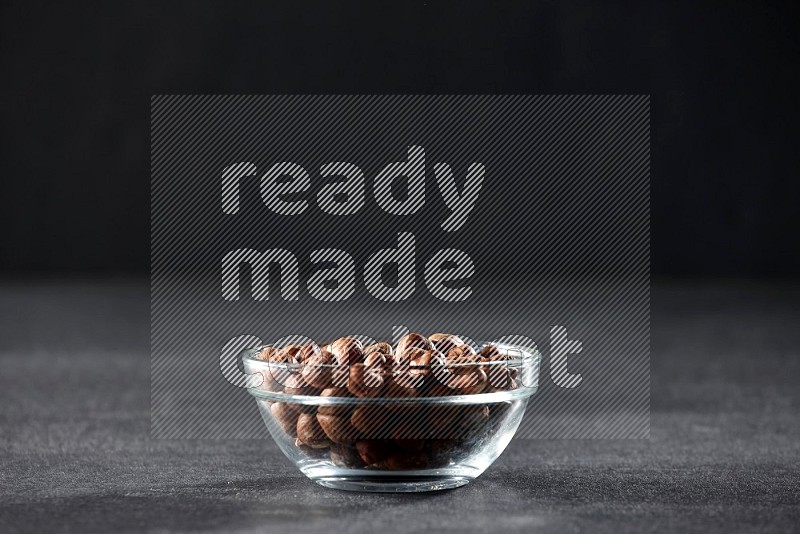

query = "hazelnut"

[
  {"left": 300, "top": 350, "right": 333, "bottom": 389},
  {"left": 282, "top": 344, "right": 304, "bottom": 363},
  {"left": 386, "top": 406, "right": 428, "bottom": 439},
  {"left": 365, "top": 342, "right": 393, "bottom": 356},
  {"left": 436, "top": 346, "right": 487, "bottom": 394},
  {"left": 351, "top": 405, "right": 387, "bottom": 438},
  {"left": 479, "top": 344, "right": 501, "bottom": 361},
  {"left": 283, "top": 373, "right": 316, "bottom": 396},
  {"left": 447, "top": 344, "right": 478, "bottom": 361},
  {"left": 296, "top": 343, "right": 322, "bottom": 363},
  {"left": 317, "top": 387, "right": 354, "bottom": 415},
  {"left": 317, "top": 413, "right": 359, "bottom": 445},
  {"left": 355, "top": 439, "right": 393, "bottom": 465},
  {"left": 383, "top": 375, "right": 423, "bottom": 397},
  {"left": 427, "top": 383, "right": 454, "bottom": 397},
  {"left": 393, "top": 438, "right": 426, "bottom": 452},
  {"left": 328, "top": 337, "right": 364, "bottom": 365},
  {"left": 429, "top": 333, "right": 463, "bottom": 356},
  {"left": 329, "top": 443, "right": 364, "bottom": 468},
  {"left": 347, "top": 363, "right": 385, "bottom": 398},
  {"left": 296, "top": 412, "right": 330, "bottom": 449},
  {"left": 374, "top": 451, "right": 429, "bottom": 470},
  {"left": 447, "top": 369, "right": 488, "bottom": 394},
  {"left": 395, "top": 333, "right": 432, "bottom": 359},
  {"left": 270, "top": 403, "right": 300, "bottom": 437},
  {"left": 254, "top": 346, "right": 278, "bottom": 361},
  {"left": 364, "top": 351, "right": 391, "bottom": 376},
  {"left": 331, "top": 364, "right": 350, "bottom": 388}
]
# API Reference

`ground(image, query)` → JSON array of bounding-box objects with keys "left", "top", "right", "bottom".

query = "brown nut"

[
  {"left": 254, "top": 346, "right": 278, "bottom": 361},
  {"left": 479, "top": 344, "right": 501, "bottom": 361},
  {"left": 328, "top": 337, "right": 363, "bottom": 365},
  {"left": 355, "top": 439, "right": 394, "bottom": 465},
  {"left": 296, "top": 343, "right": 322, "bottom": 363},
  {"left": 282, "top": 344, "right": 304, "bottom": 363},
  {"left": 447, "top": 368, "right": 488, "bottom": 394},
  {"left": 395, "top": 333, "right": 433, "bottom": 360},
  {"left": 364, "top": 351, "right": 390, "bottom": 375},
  {"left": 283, "top": 373, "right": 316, "bottom": 396},
  {"left": 317, "top": 387, "right": 354, "bottom": 415},
  {"left": 331, "top": 364, "right": 350, "bottom": 388},
  {"left": 351, "top": 405, "right": 387, "bottom": 438},
  {"left": 296, "top": 412, "right": 330, "bottom": 449},
  {"left": 429, "top": 333, "right": 463, "bottom": 357},
  {"left": 270, "top": 403, "right": 300, "bottom": 437},
  {"left": 329, "top": 443, "right": 364, "bottom": 468},
  {"left": 317, "top": 413, "right": 359, "bottom": 445},
  {"left": 393, "top": 438, "right": 426, "bottom": 452},
  {"left": 374, "top": 451, "right": 429, "bottom": 470},
  {"left": 383, "top": 374, "right": 423, "bottom": 396},
  {"left": 447, "top": 344, "right": 478, "bottom": 361},
  {"left": 365, "top": 342, "right": 393, "bottom": 356},
  {"left": 427, "top": 383, "right": 454, "bottom": 397},
  {"left": 347, "top": 363, "right": 385, "bottom": 397},
  {"left": 300, "top": 351, "right": 333, "bottom": 389},
  {"left": 385, "top": 405, "right": 428, "bottom": 439}
]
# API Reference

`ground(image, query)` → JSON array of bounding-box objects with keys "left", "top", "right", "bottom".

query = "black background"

[{"left": 1, "top": 0, "right": 799, "bottom": 277}]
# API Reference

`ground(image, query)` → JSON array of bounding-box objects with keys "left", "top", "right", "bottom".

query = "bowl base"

[{"left": 313, "top": 475, "right": 472, "bottom": 493}]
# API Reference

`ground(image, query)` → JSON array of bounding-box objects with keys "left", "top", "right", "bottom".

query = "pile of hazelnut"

[{"left": 253, "top": 333, "right": 521, "bottom": 470}]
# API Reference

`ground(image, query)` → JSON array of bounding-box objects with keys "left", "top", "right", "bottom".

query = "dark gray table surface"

[{"left": 1, "top": 279, "right": 798, "bottom": 533}]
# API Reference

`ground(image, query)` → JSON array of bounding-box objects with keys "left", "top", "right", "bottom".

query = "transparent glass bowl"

[{"left": 243, "top": 343, "right": 539, "bottom": 492}]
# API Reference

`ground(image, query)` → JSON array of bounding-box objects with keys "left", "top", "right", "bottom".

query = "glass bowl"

[{"left": 243, "top": 342, "right": 539, "bottom": 492}]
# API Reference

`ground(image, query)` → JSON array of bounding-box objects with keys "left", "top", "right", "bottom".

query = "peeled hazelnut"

[
  {"left": 296, "top": 412, "right": 330, "bottom": 449},
  {"left": 331, "top": 364, "right": 350, "bottom": 388},
  {"left": 282, "top": 344, "right": 304, "bottom": 363},
  {"left": 296, "top": 343, "right": 322, "bottom": 363},
  {"left": 330, "top": 443, "right": 364, "bottom": 468},
  {"left": 317, "top": 387, "right": 354, "bottom": 415},
  {"left": 329, "top": 337, "right": 363, "bottom": 365},
  {"left": 317, "top": 413, "right": 359, "bottom": 445},
  {"left": 283, "top": 373, "right": 315, "bottom": 396},
  {"left": 389, "top": 408, "right": 428, "bottom": 440},
  {"left": 479, "top": 344, "right": 501, "bottom": 361},
  {"left": 395, "top": 333, "right": 432, "bottom": 359},
  {"left": 374, "top": 451, "right": 429, "bottom": 470},
  {"left": 427, "top": 383, "right": 454, "bottom": 397},
  {"left": 364, "top": 351, "right": 390, "bottom": 374},
  {"left": 271, "top": 403, "right": 300, "bottom": 437},
  {"left": 447, "top": 368, "right": 488, "bottom": 394},
  {"left": 393, "top": 438, "right": 426, "bottom": 452},
  {"left": 429, "top": 333, "right": 463, "bottom": 356},
  {"left": 348, "top": 363, "right": 385, "bottom": 398},
  {"left": 383, "top": 375, "right": 423, "bottom": 397},
  {"left": 351, "top": 405, "right": 387, "bottom": 437},
  {"left": 447, "top": 344, "right": 478, "bottom": 361},
  {"left": 254, "top": 346, "right": 278, "bottom": 361},
  {"left": 355, "top": 439, "right": 393, "bottom": 465},
  {"left": 409, "top": 348, "right": 439, "bottom": 379},
  {"left": 300, "top": 350, "right": 333, "bottom": 389},
  {"left": 365, "top": 342, "right": 393, "bottom": 356}
]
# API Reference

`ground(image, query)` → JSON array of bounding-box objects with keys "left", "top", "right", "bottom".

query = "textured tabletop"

[{"left": 0, "top": 280, "right": 798, "bottom": 533}]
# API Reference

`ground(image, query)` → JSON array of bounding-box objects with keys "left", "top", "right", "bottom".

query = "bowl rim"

[
  {"left": 242, "top": 342, "right": 540, "bottom": 405},
  {"left": 246, "top": 385, "right": 538, "bottom": 405}
]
